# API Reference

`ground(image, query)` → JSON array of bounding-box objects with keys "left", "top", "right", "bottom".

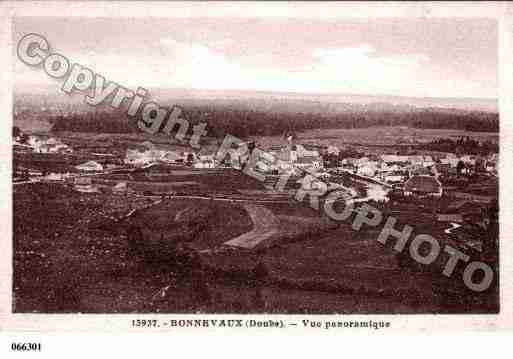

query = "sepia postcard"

[{"left": 1, "top": 1, "right": 513, "bottom": 344}]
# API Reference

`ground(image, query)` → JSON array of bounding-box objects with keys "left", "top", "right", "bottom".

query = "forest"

[{"left": 19, "top": 100, "right": 499, "bottom": 138}]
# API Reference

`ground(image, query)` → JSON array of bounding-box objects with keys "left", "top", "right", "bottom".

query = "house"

[
  {"left": 485, "top": 155, "right": 497, "bottom": 174},
  {"left": 339, "top": 158, "right": 358, "bottom": 172},
  {"left": 124, "top": 149, "right": 153, "bottom": 166},
  {"left": 194, "top": 154, "right": 216, "bottom": 169},
  {"left": 485, "top": 161, "right": 496, "bottom": 173},
  {"left": 254, "top": 152, "right": 278, "bottom": 173},
  {"left": 411, "top": 166, "right": 433, "bottom": 176},
  {"left": 382, "top": 170, "right": 408, "bottom": 184},
  {"left": 160, "top": 151, "right": 183, "bottom": 164},
  {"left": 28, "top": 136, "right": 72, "bottom": 154},
  {"left": 74, "top": 177, "right": 92, "bottom": 185},
  {"left": 44, "top": 172, "right": 65, "bottom": 182},
  {"left": 275, "top": 158, "right": 296, "bottom": 174},
  {"left": 112, "top": 181, "right": 128, "bottom": 194},
  {"left": 255, "top": 161, "right": 273, "bottom": 174},
  {"left": 274, "top": 147, "right": 297, "bottom": 164},
  {"left": 381, "top": 155, "right": 410, "bottom": 164},
  {"left": 45, "top": 138, "right": 59, "bottom": 145},
  {"left": 440, "top": 157, "right": 459, "bottom": 168},
  {"left": 357, "top": 161, "right": 379, "bottom": 177},
  {"left": 404, "top": 175, "right": 443, "bottom": 197},
  {"left": 142, "top": 140, "right": 155, "bottom": 147},
  {"left": 194, "top": 160, "right": 215, "bottom": 169},
  {"left": 437, "top": 213, "right": 464, "bottom": 223},
  {"left": 295, "top": 156, "right": 323, "bottom": 171},
  {"left": 295, "top": 144, "right": 319, "bottom": 158},
  {"left": 435, "top": 163, "right": 451, "bottom": 176},
  {"left": 327, "top": 145, "right": 340, "bottom": 156},
  {"left": 461, "top": 155, "right": 477, "bottom": 165},
  {"left": 222, "top": 146, "right": 250, "bottom": 169},
  {"left": 73, "top": 177, "right": 99, "bottom": 193},
  {"left": 408, "top": 155, "right": 435, "bottom": 168},
  {"left": 75, "top": 161, "right": 104, "bottom": 172},
  {"left": 422, "top": 156, "right": 435, "bottom": 167}
]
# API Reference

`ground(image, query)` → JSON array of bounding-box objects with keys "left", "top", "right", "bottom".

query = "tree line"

[
  {"left": 46, "top": 103, "right": 499, "bottom": 138},
  {"left": 420, "top": 137, "right": 498, "bottom": 155}
]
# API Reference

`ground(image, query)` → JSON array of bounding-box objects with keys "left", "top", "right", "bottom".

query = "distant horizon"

[{"left": 14, "top": 84, "right": 498, "bottom": 113}]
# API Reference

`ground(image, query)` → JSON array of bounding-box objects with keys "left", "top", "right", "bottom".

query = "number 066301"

[{"left": 11, "top": 343, "right": 42, "bottom": 351}]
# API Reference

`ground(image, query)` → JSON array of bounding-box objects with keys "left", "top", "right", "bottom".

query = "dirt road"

[{"left": 224, "top": 204, "right": 280, "bottom": 249}]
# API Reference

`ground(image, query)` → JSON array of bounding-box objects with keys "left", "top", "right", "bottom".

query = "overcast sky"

[{"left": 13, "top": 17, "right": 497, "bottom": 99}]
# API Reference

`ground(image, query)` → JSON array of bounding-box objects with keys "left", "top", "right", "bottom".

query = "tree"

[
  {"left": 186, "top": 153, "right": 195, "bottom": 166},
  {"left": 456, "top": 160, "right": 465, "bottom": 176},
  {"left": 12, "top": 126, "right": 21, "bottom": 138}
]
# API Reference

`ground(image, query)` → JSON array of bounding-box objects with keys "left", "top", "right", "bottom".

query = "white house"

[
  {"left": 357, "top": 161, "right": 379, "bottom": 177},
  {"left": 160, "top": 151, "right": 183, "bottom": 164},
  {"left": 29, "top": 136, "right": 71, "bottom": 154},
  {"left": 124, "top": 149, "right": 153, "bottom": 166},
  {"left": 295, "top": 144, "right": 319, "bottom": 158},
  {"left": 194, "top": 154, "right": 216, "bottom": 169},
  {"left": 440, "top": 157, "right": 459, "bottom": 168},
  {"left": 75, "top": 160, "right": 104, "bottom": 172}
]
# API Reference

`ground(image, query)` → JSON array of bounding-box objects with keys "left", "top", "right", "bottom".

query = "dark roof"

[
  {"left": 435, "top": 163, "right": 451, "bottom": 171},
  {"left": 296, "top": 156, "right": 319, "bottom": 164},
  {"left": 404, "top": 175, "right": 441, "bottom": 193}
]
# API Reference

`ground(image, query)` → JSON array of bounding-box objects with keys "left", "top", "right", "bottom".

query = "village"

[
  {"left": 12, "top": 126, "right": 499, "bottom": 314},
  {"left": 13, "top": 127, "right": 497, "bottom": 201}
]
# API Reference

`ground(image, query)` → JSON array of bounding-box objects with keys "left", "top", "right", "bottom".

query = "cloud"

[
  {"left": 305, "top": 45, "right": 433, "bottom": 95},
  {"left": 15, "top": 34, "right": 492, "bottom": 99},
  {"left": 156, "top": 38, "right": 437, "bottom": 96},
  {"left": 158, "top": 37, "right": 247, "bottom": 89}
]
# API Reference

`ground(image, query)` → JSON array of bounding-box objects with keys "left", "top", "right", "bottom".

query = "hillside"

[{"left": 13, "top": 88, "right": 499, "bottom": 136}]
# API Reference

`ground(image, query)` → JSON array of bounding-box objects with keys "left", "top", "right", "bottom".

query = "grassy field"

[
  {"left": 250, "top": 126, "right": 499, "bottom": 149},
  {"left": 13, "top": 180, "right": 498, "bottom": 313}
]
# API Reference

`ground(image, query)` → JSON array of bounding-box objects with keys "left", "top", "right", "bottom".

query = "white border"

[{"left": 1, "top": 1, "right": 512, "bottom": 333}]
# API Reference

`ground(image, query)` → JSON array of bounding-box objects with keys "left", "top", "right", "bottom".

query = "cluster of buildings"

[
  {"left": 14, "top": 134, "right": 73, "bottom": 154},
  {"left": 14, "top": 126, "right": 497, "bottom": 203},
  {"left": 122, "top": 142, "right": 325, "bottom": 173},
  {"left": 339, "top": 153, "right": 497, "bottom": 182},
  {"left": 120, "top": 139, "right": 497, "bottom": 199},
  {"left": 124, "top": 141, "right": 199, "bottom": 167}
]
